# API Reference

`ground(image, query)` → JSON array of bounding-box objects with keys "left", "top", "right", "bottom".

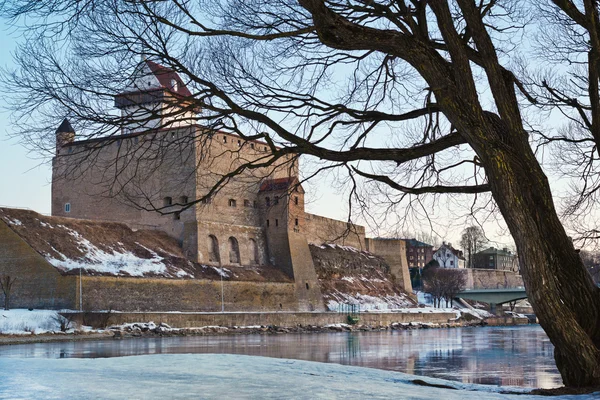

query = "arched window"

[
  {"left": 208, "top": 235, "right": 220, "bottom": 263},
  {"left": 249, "top": 239, "right": 259, "bottom": 265},
  {"left": 229, "top": 237, "right": 240, "bottom": 264}
]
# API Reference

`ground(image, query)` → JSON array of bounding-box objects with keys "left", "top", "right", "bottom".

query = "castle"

[{"left": 50, "top": 60, "right": 412, "bottom": 310}]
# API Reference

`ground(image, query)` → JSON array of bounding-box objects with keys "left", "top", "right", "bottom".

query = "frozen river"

[{"left": 0, "top": 325, "right": 561, "bottom": 389}]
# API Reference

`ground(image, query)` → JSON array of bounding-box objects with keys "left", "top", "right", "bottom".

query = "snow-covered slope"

[
  {"left": 0, "top": 208, "right": 290, "bottom": 282},
  {"left": 310, "top": 244, "right": 416, "bottom": 311}
]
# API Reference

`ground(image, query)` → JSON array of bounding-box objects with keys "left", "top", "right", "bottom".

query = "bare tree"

[
  {"left": 460, "top": 226, "right": 488, "bottom": 269},
  {"left": 1, "top": 0, "right": 600, "bottom": 388},
  {"left": 440, "top": 269, "right": 467, "bottom": 308},
  {"left": 0, "top": 275, "right": 16, "bottom": 311}
]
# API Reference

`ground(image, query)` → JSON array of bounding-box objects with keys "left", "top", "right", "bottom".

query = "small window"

[
  {"left": 180, "top": 196, "right": 189, "bottom": 204},
  {"left": 489, "top": 255, "right": 493, "bottom": 260},
  {"left": 264, "top": 146, "right": 267, "bottom": 151},
  {"left": 305, "top": 283, "right": 309, "bottom": 290},
  {"left": 267, "top": 219, "right": 270, "bottom": 227},
  {"left": 265, "top": 197, "right": 271, "bottom": 207},
  {"left": 223, "top": 136, "right": 227, "bottom": 143},
  {"left": 275, "top": 219, "right": 279, "bottom": 227},
  {"left": 134, "top": 137, "right": 139, "bottom": 145},
  {"left": 244, "top": 199, "right": 251, "bottom": 207},
  {"left": 295, "top": 218, "right": 299, "bottom": 226},
  {"left": 274, "top": 196, "right": 279, "bottom": 205},
  {"left": 409, "top": 248, "right": 413, "bottom": 252},
  {"left": 250, "top": 143, "right": 255, "bottom": 149},
  {"left": 294, "top": 196, "right": 299, "bottom": 205},
  {"left": 68, "top": 147, "right": 74, "bottom": 154},
  {"left": 237, "top": 140, "right": 241, "bottom": 147},
  {"left": 450, "top": 260, "right": 454, "bottom": 266},
  {"left": 164, "top": 197, "right": 172, "bottom": 207},
  {"left": 174, "top": 212, "right": 181, "bottom": 220},
  {"left": 229, "top": 199, "right": 237, "bottom": 207},
  {"left": 64, "top": 203, "right": 71, "bottom": 213}
]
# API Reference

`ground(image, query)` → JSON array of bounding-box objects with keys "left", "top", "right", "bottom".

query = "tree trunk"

[{"left": 470, "top": 117, "right": 600, "bottom": 387}]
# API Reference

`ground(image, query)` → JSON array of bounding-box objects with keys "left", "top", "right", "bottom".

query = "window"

[
  {"left": 305, "top": 283, "right": 310, "bottom": 290},
  {"left": 201, "top": 197, "right": 212, "bottom": 205},
  {"left": 264, "top": 146, "right": 267, "bottom": 151},
  {"left": 174, "top": 212, "right": 181, "bottom": 221},
  {"left": 489, "top": 255, "right": 494, "bottom": 260},
  {"left": 244, "top": 199, "right": 251, "bottom": 207},
  {"left": 180, "top": 196, "right": 189, "bottom": 204},
  {"left": 409, "top": 248, "right": 413, "bottom": 252},
  {"left": 265, "top": 197, "right": 271, "bottom": 207},
  {"left": 237, "top": 140, "right": 241, "bottom": 147},
  {"left": 229, "top": 199, "right": 237, "bottom": 207},
  {"left": 295, "top": 218, "right": 299, "bottom": 226},
  {"left": 450, "top": 260, "right": 454, "bottom": 266},
  {"left": 164, "top": 197, "right": 172, "bottom": 207},
  {"left": 267, "top": 219, "right": 270, "bottom": 227},
  {"left": 134, "top": 137, "right": 139, "bottom": 145},
  {"left": 64, "top": 203, "right": 71, "bottom": 213},
  {"left": 208, "top": 235, "right": 220, "bottom": 263},
  {"left": 170, "top": 78, "right": 178, "bottom": 91},
  {"left": 250, "top": 143, "right": 255, "bottom": 149},
  {"left": 228, "top": 237, "right": 240, "bottom": 264},
  {"left": 249, "top": 238, "right": 259, "bottom": 265},
  {"left": 274, "top": 196, "right": 279, "bottom": 205},
  {"left": 294, "top": 196, "right": 299, "bottom": 205},
  {"left": 410, "top": 256, "right": 414, "bottom": 260},
  {"left": 223, "top": 136, "right": 227, "bottom": 143},
  {"left": 275, "top": 219, "right": 279, "bottom": 227}
]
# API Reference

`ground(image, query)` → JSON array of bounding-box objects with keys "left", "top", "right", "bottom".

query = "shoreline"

[{"left": 0, "top": 317, "right": 529, "bottom": 346}]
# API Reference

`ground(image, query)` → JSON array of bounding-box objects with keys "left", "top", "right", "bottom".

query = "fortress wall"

[
  {"left": 364, "top": 238, "right": 413, "bottom": 292},
  {"left": 66, "top": 310, "right": 457, "bottom": 328},
  {"left": 463, "top": 269, "right": 524, "bottom": 289},
  {"left": 80, "top": 276, "right": 299, "bottom": 312},
  {"left": 303, "top": 213, "right": 366, "bottom": 250},
  {"left": 196, "top": 221, "right": 268, "bottom": 266},
  {"left": 0, "top": 220, "right": 77, "bottom": 309}
]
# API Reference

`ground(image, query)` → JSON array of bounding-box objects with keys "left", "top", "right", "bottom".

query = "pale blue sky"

[{"left": 0, "top": 26, "right": 52, "bottom": 215}]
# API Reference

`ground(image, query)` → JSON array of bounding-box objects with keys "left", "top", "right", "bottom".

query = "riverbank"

[{"left": 0, "top": 308, "right": 529, "bottom": 346}]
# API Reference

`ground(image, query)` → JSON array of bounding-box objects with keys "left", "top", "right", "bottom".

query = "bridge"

[{"left": 456, "top": 288, "right": 527, "bottom": 314}]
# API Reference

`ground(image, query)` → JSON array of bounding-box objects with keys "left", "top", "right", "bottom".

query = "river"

[{"left": 0, "top": 325, "right": 561, "bottom": 389}]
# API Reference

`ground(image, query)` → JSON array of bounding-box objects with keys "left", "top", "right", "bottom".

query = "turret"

[{"left": 55, "top": 118, "right": 75, "bottom": 154}]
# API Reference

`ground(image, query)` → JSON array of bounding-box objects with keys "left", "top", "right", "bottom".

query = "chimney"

[{"left": 55, "top": 118, "right": 75, "bottom": 154}]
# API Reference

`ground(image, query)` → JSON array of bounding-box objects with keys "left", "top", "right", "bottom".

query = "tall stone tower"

[{"left": 260, "top": 177, "right": 324, "bottom": 311}]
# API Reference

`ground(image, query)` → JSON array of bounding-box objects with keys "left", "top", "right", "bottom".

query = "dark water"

[{"left": 0, "top": 325, "right": 561, "bottom": 388}]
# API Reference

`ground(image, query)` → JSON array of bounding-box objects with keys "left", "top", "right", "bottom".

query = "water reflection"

[{"left": 0, "top": 325, "right": 561, "bottom": 388}]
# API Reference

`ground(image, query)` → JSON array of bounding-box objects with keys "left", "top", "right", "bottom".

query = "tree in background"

[
  {"left": 0, "top": 275, "right": 16, "bottom": 311},
  {"left": 460, "top": 226, "right": 488, "bottom": 269},
  {"left": 1, "top": 0, "right": 600, "bottom": 388},
  {"left": 422, "top": 266, "right": 466, "bottom": 308}
]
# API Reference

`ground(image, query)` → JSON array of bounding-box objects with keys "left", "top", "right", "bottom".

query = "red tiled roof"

[
  {"left": 259, "top": 177, "right": 298, "bottom": 192},
  {"left": 145, "top": 60, "right": 192, "bottom": 97}
]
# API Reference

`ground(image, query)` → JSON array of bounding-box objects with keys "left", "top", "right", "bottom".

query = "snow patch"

[{"left": 0, "top": 309, "right": 72, "bottom": 335}]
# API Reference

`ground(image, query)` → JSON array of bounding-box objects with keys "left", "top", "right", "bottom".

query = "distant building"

[
  {"left": 403, "top": 239, "right": 434, "bottom": 269},
  {"left": 473, "top": 247, "right": 518, "bottom": 271},
  {"left": 432, "top": 242, "right": 465, "bottom": 268}
]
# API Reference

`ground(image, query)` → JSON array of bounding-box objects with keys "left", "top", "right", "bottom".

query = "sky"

[
  {"left": 0, "top": 28, "right": 52, "bottom": 215},
  {"left": 0, "top": 18, "right": 529, "bottom": 249}
]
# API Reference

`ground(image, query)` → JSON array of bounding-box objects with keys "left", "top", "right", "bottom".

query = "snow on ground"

[
  {"left": 46, "top": 225, "right": 175, "bottom": 277},
  {"left": 415, "top": 291, "right": 494, "bottom": 319},
  {"left": 0, "top": 310, "right": 71, "bottom": 335},
  {"left": 327, "top": 291, "right": 415, "bottom": 312},
  {"left": 0, "top": 354, "right": 594, "bottom": 399}
]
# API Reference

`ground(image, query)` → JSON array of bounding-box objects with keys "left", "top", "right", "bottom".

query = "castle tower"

[
  {"left": 114, "top": 59, "right": 196, "bottom": 134},
  {"left": 55, "top": 118, "right": 75, "bottom": 154},
  {"left": 260, "top": 177, "right": 324, "bottom": 311}
]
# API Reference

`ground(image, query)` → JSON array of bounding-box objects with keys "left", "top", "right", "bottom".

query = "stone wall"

[
  {"left": 0, "top": 220, "right": 76, "bottom": 309},
  {"left": 80, "top": 276, "right": 299, "bottom": 312},
  {"left": 364, "top": 238, "right": 413, "bottom": 292},
  {"left": 304, "top": 213, "right": 366, "bottom": 250},
  {"left": 464, "top": 268, "right": 524, "bottom": 289},
  {"left": 65, "top": 310, "right": 457, "bottom": 328}
]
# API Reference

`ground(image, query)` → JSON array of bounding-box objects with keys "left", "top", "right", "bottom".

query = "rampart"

[
  {"left": 79, "top": 276, "right": 298, "bottom": 312},
  {"left": 464, "top": 268, "right": 524, "bottom": 289},
  {"left": 304, "top": 213, "right": 365, "bottom": 249},
  {"left": 65, "top": 310, "right": 457, "bottom": 328}
]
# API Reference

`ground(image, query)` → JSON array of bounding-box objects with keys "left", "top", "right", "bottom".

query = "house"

[
  {"left": 432, "top": 242, "right": 465, "bottom": 268},
  {"left": 473, "top": 247, "right": 518, "bottom": 271},
  {"left": 403, "top": 239, "right": 434, "bottom": 269}
]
